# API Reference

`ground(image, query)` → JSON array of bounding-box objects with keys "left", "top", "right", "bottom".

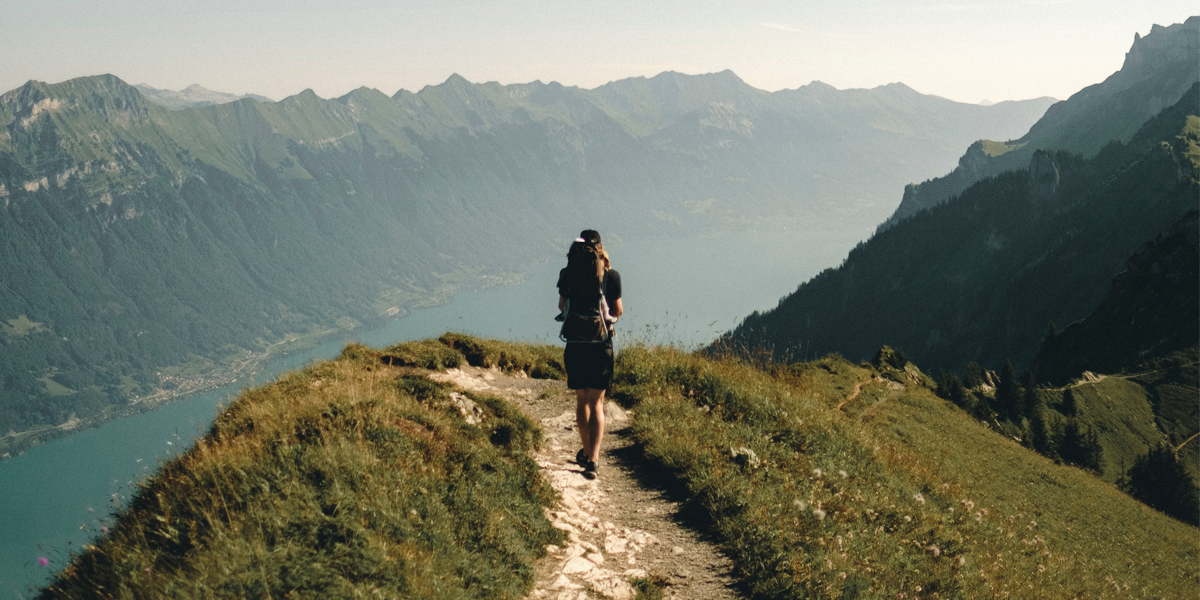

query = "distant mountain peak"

[{"left": 133, "top": 82, "right": 273, "bottom": 110}]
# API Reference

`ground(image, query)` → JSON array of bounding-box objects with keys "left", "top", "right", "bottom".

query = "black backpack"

[{"left": 557, "top": 244, "right": 612, "bottom": 344}]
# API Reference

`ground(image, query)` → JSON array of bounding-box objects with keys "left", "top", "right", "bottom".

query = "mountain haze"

[
  {"left": 0, "top": 70, "right": 1052, "bottom": 448},
  {"left": 133, "top": 84, "right": 274, "bottom": 111}
]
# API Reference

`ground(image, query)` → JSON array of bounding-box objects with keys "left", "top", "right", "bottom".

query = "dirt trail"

[
  {"left": 430, "top": 366, "right": 743, "bottom": 600},
  {"left": 835, "top": 376, "right": 879, "bottom": 411}
]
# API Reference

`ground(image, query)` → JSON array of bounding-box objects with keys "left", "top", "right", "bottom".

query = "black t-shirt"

[{"left": 557, "top": 269, "right": 621, "bottom": 319}]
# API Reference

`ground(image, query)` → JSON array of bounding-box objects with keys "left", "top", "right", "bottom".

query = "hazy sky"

[{"left": 2, "top": 1, "right": 1194, "bottom": 104}]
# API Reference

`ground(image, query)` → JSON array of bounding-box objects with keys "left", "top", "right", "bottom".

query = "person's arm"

[
  {"left": 559, "top": 296, "right": 566, "bottom": 312},
  {"left": 611, "top": 297, "right": 623, "bottom": 319}
]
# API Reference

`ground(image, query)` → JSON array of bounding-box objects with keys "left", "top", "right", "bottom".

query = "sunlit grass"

[
  {"left": 614, "top": 344, "right": 1199, "bottom": 599},
  {"left": 40, "top": 338, "right": 563, "bottom": 599}
]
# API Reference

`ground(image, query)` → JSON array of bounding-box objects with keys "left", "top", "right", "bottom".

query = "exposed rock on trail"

[{"left": 430, "top": 366, "right": 744, "bottom": 600}]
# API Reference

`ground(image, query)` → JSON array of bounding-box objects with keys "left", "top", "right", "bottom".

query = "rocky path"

[{"left": 430, "top": 366, "right": 743, "bottom": 600}]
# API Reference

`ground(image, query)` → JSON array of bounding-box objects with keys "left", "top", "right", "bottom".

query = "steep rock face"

[
  {"left": 880, "top": 16, "right": 1200, "bottom": 230},
  {"left": 1028, "top": 150, "right": 1060, "bottom": 201}
]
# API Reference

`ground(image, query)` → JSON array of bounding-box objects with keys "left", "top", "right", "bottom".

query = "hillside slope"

[
  {"left": 37, "top": 337, "right": 567, "bottom": 599},
  {"left": 40, "top": 336, "right": 1199, "bottom": 598},
  {"left": 723, "top": 85, "right": 1198, "bottom": 375},
  {"left": 614, "top": 344, "right": 1198, "bottom": 598}
]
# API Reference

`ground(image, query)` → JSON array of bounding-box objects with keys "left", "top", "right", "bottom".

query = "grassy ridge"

[
  {"left": 40, "top": 338, "right": 564, "bottom": 599},
  {"left": 614, "top": 344, "right": 1198, "bottom": 599}
]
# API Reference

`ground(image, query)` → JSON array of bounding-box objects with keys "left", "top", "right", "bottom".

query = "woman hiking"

[{"left": 556, "top": 229, "right": 622, "bottom": 480}]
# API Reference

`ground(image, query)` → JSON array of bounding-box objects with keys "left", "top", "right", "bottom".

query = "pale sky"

[{"left": 1, "top": 1, "right": 1194, "bottom": 104}]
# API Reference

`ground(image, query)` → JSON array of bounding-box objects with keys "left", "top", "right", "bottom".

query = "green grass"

[
  {"left": 1059, "top": 377, "right": 1162, "bottom": 483},
  {"left": 2, "top": 314, "right": 47, "bottom": 338},
  {"left": 38, "top": 373, "right": 75, "bottom": 397},
  {"left": 40, "top": 341, "right": 563, "bottom": 599},
  {"left": 380, "top": 339, "right": 466, "bottom": 370},
  {"left": 614, "top": 344, "right": 1198, "bottom": 599},
  {"left": 437, "top": 333, "right": 565, "bottom": 380}
]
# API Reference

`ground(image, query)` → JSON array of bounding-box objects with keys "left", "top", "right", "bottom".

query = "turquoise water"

[{"left": 0, "top": 227, "right": 867, "bottom": 596}]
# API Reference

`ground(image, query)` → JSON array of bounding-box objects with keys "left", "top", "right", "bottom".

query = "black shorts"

[{"left": 564, "top": 340, "right": 614, "bottom": 391}]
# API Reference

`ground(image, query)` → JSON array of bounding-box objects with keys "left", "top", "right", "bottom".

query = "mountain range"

[
  {"left": 132, "top": 84, "right": 274, "bottom": 111},
  {"left": 0, "top": 69, "right": 1053, "bottom": 448},
  {"left": 880, "top": 16, "right": 1199, "bottom": 229},
  {"left": 724, "top": 17, "right": 1198, "bottom": 377},
  {"left": 719, "top": 18, "right": 1199, "bottom": 506}
]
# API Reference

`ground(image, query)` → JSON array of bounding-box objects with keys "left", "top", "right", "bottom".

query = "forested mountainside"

[
  {"left": 881, "top": 16, "right": 1199, "bottom": 229},
  {"left": 0, "top": 70, "right": 1052, "bottom": 445},
  {"left": 1033, "top": 210, "right": 1199, "bottom": 386},
  {"left": 723, "top": 84, "right": 1199, "bottom": 377}
]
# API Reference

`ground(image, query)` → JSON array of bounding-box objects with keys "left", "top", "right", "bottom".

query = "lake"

[{"left": 0, "top": 226, "right": 868, "bottom": 596}]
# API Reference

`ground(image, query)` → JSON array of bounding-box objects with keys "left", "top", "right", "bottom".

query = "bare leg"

[{"left": 575, "top": 388, "right": 606, "bottom": 464}]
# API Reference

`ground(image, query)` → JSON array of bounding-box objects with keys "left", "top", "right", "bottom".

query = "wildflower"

[
  {"left": 100, "top": 526, "right": 108, "bottom": 534},
  {"left": 913, "top": 493, "right": 925, "bottom": 505},
  {"left": 37, "top": 557, "right": 48, "bottom": 567},
  {"left": 954, "top": 556, "right": 966, "bottom": 568},
  {"left": 144, "top": 567, "right": 151, "bottom": 573},
  {"left": 963, "top": 500, "right": 975, "bottom": 510},
  {"left": 915, "top": 585, "right": 922, "bottom": 592},
  {"left": 838, "top": 572, "right": 847, "bottom": 580},
  {"left": 838, "top": 470, "right": 848, "bottom": 479},
  {"left": 825, "top": 559, "right": 834, "bottom": 570},
  {"left": 1037, "top": 564, "right": 1046, "bottom": 573},
  {"left": 813, "top": 508, "right": 827, "bottom": 521},
  {"left": 927, "top": 545, "right": 941, "bottom": 557},
  {"left": 813, "top": 468, "right": 823, "bottom": 478},
  {"left": 794, "top": 499, "right": 807, "bottom": 510},
  {"left": 903, "top": 515, "right": 911, "bottom": 523}
]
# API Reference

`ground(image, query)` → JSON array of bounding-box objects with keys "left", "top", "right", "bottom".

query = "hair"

[{"left": 565, "top": 240, "right": 605, "bottom": 293}]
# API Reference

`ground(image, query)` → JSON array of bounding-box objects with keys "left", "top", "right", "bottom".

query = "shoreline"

[{"left": 0, "top": 271, "right": 530, "bottom": 460}]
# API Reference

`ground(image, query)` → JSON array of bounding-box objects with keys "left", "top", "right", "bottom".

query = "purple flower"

[
  {"left": 37, "top": 557, "right": 49, "bottom": 567},
  {"left": 100, "top": 526, "right": 109, "bottom": 534}
]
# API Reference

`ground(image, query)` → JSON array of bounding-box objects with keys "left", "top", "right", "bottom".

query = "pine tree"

[
  {"left": 1061, "top": 387, "right": 1078, "bottom": 416},
  {"left": 1121, "top": 445, "right": 1200, "bottom": 526},
  {"left": 1021, "top": 370, "right": 1038, "bottom": 419},
  {"left": 964, "top": 362, "right": 984, "bottom": 389},
  {"left": 1030, "top": 396, "right": 1057, "bottom": 458},
  {"left": 937, "top": 371, "right": 966, "bottom": 407},
  {"left": 996, "top": 360, "right": 1023, "bottom": 421},
  {"left": 1042, "top": 321, "right": 1058, "bottom": 343}
]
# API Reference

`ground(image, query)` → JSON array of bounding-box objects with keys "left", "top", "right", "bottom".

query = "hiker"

[{"left": 556, "top": 229, "right": 622, "bottom": 480}]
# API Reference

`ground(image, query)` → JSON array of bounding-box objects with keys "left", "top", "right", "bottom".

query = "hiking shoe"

[
  {"left": 582, "top": 459, "right": 599, "bottom": 480},
  {"left": 575, "top": 448, "right": 587, "bottom": 465}
]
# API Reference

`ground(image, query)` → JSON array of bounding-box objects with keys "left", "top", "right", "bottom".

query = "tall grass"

[
  {"left": 614, "top": 343, "right": 1198, "bottom": 599},
  {"left": 40, "top": 340, "right": 563, "bottom": 599}
]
